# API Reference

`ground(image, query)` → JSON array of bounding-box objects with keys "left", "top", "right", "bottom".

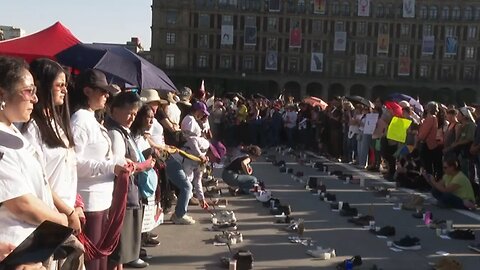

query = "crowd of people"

[
  {"left": 210, "top": 91, "right": 480, "bottom": 210},
  {"left": 0, "top": 53, "right": 479, "bottom": 270}
]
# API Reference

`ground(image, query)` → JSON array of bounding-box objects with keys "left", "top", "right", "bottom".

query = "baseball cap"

[
  {"left": 192, "top": 101, "right": 210, "bottom": 116},
  {"left": 76, "top": 69, "right": 120, "bottom": 95}
]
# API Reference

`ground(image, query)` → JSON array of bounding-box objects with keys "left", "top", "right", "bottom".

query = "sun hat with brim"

[
  {"left": 460, "top": 107, "right": 475, "bottom": 122},
  {"left": 140, "top": 89, "right": 168, "bottom": 105},
  {"left": 76, "top": 69, "right": 120, "bottom": 95}
]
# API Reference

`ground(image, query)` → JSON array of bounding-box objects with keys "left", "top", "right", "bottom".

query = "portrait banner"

[
  {"left": 244, "top": 26, "right": 257, "bottom": 46},
  {"left": 334, "top": 31, "right": 347, "bottom": 52},
  {"left": 403, "top": 0, "right": 415, "bottom": 18},
  {"left": 265, "top": 50, "right": 278, "bottom": 71},
  {"left": 357, "top": 0, "right": 370, "bottom": 17},
  {"left": 445, "top": 36, "right": 458, "bottom": 56},
  {"left": 269, "top": 0, "right": 280, "bottom": 12},
  {"left": 289, "top": 21, "right": 302, "bottom": 48},
  {"left": 422, "top": 35, "right": 434, "bottom": 55},
  {"left": 377, "top": 34, "right": 389, "bottom": 54},
  {"left": 398, "top": 56, "right": 411, "bottom": 76},
  {"left": 313, "top": 0, "right": 327, "bottom": 15},
  {"left": 310, "top": 52, "right": 323, "bottom": 72},
  {"left": 221, "top": 25, "right": 234, "bottom": 45},
  {"left": 355, "top": 54, "right": 368, "bottom": 74}
]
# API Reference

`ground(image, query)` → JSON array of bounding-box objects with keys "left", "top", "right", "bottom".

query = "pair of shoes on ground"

[
  {"left": 142, "top": 232, "right": 160, "bottom": 247},
  {"left": 262, "top": 198, "right": 281, "bottom": 208},
  {"left": 211, "top": 210, "right": 237, "bottom": 225},
  {"left": 393, "top": 235, "right": 421, "bottom": 250},
  {"left": 214, "top": 231, "right": 243, "bottom": 245},
  {"left": 336, "top": 255, "right": 362, "bottom": 269},
  {"left": 170, "top": 213, "right": 196, "bottom": 225},
  {"left": 448, "top": 229, "right": 475, "bottom": 240},
  {"left": 370, "top": 225, "right": 396, "bottom": 237},
  {"left": 306, "top": 246, "right": 336, "bottom": 260},
  {"left": 348, "top": 215, "right": 374, "bottom": 226},
  {"left": 319, "top": 193, "right": 336, "bottom": 202},
  {"left": 270, "top": 204, "right": 292, "bottom": 216}
]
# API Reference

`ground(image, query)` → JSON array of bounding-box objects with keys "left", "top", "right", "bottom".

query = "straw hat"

[{"left": 140, "top": 89, "right": 168, "bottom": 105}]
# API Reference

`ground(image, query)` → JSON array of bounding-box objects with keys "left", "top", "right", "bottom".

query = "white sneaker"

[
  {"left": 212, "top": 210, "right": 236, "bottom": 225},
  {"left": 172, "top": 214, "right": 196, "bottom": 225},
  {"left": 214, "top": 231, "right": 243, "bottom": 245},
  {"left": 306, "top": 246, "right": 336, "bottom": 259}
]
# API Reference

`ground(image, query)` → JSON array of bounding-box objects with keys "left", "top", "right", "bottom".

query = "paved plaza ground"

[{"left": 145, "top": 150, "right": 480, "bottom": 269}]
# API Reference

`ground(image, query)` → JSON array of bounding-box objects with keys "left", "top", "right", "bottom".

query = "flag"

[
  {"left": 334, "top": 31, "right": 347, "bottom": 51},
  {"left": 403, "top": 0, "right": 415, "bottom": 18},
  {"left": 310, "top": 53, "right": 323, "bottom": 72},
  {"left": 221, "top": 25, "right": 234, "bottom": 45},
  {"left": 387, "top": 117, "right": 412, "bottom": 143},
  {"left": 358, "top": 0, "right": 370, "bottom": 16}
]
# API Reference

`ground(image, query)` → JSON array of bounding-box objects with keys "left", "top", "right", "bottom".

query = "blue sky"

[{"left": 0, "top": 0, "right": 152, "bottom": 49}]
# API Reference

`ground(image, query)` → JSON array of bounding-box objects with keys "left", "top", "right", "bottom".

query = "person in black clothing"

[{"left": 222, "top": 145, "right": 261, "bottom": 194}]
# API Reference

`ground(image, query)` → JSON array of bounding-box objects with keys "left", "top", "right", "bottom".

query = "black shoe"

[
  {"left": 326, "top": 193, "right": 336, "bottom": 202},
  {"left": 262, "top": 198, "right": 280, "bottom": 208},
  {"left": 448, "top": 229, "right": 475, "bottom": 240},
  {"left": 314, "top": 162, "right": 323, "bottom": 169},
  {"left": 287, "top": 168, "right": 294, "bottom": 174},
  {"left": 373, "top": 226, "right": 396, "bottom": 237},
  {"left": 393, "top": 235, "right": 421, "bottom": 250},
  {"left": 125, "top": 259, "right": 149, "bottom": 268},
  {"left": 318, "top": 184, "right": 327, "bottom": 193},
  {"left": 279, "top": 167, "right": 287, "bottom": 173},
  {"left": 348, "top": 215, "right": 374, "bottom": 226},
  {"left": 275, "top": 160, "right": 286, "bottom": 167},
  {"left": 339, "top": 207, "right": 358, "bottom": 217},
  {"left": 338, "top": 174, "right": 353, "bottom": 181},
  {"left": 271, "top": 205, "right": 292, "bottom": 216},
  {"left": 330, "top": 170, "right": 343, "bottom": 176},
  {"left": 331, "top": 202, "right": 350, "bottom": 210},
  {"left": 147, "top": 232, "right": 158, "bottom": 240},
  {"left": 336, "top": 255, "right": 362, "bottom": 269},
  {"left": 143, "top": 238, "right": 160, "bottom": 247}
]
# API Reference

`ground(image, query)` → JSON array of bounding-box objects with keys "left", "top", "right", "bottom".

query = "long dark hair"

[
  {"left": 26, "top": 58, "right": 74, "bottom": 148},
  {"left": 131, "top": 104, "right": 153, "bottom": 138}
]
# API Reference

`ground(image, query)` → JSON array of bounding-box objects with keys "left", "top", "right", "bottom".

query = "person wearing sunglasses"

[
  {"left": 425, "top": 157, "right": 476, "bottom": 210},
  {"left": 0, "top": 56, "right": 68, "bottom": 266}
]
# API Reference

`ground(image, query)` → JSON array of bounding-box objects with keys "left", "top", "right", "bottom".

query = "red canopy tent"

[{"left": 0, "top": 22, "right": 80, "bottom": 62}]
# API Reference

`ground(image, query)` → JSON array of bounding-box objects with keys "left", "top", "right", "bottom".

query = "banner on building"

[
  {"left": 334, "top": 31, "right": 347, "bottom": 51},
  {"left": 358, "top": 0, "right": 370, "bottom": 17},
  {"left": 289, "top": 21, "right": 302, "bottom": 48},
  {"left": 421, "top": 35, "right": 434, "bottom": 55},
  {"left": 313, "top": 0, "right": 327, "bottom": 14},
  {"left": 403, "top": 0, "right": 415, "bottom": 18},
  {"left": 355, "top": 54, "right": 368, "bottom": 74},
  {"left": 310, "top": 52, "right": 323, "bottom": 72},
  {"left": 221, "top": 25, "right": 234, "bottom": 45},
  {"left": 445, "top": 36, "right": 458, "bottom": 56},
  {"left": 244, "top": 26, "right": 257, "bottom": 46},
  {"left": 377, "top": 34, "right": 389, "bottom": 54},
  {"left": 398, "top": 56, "right": 411, "bottom": 76},
  {"left": 265, "top": 50, "right": 278, "bottom": 70},
  {"left": 269, "top": 0, "right": 280, "bottom": 12}
]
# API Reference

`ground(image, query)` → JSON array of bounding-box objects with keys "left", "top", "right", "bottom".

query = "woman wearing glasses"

[
  {"left": 70, "top": 69, "right": 130, "bottom": 270},
  {"left": 0, "top": 56, "right": 68, "bottom": 265}
]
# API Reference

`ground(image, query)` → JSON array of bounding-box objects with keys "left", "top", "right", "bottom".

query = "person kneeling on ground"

[
  {"left": 425, "top": 157, "right": 476, "bottom": 210},
  {"left": 222, "top": 145, "right": 261, "bottom": 194}
]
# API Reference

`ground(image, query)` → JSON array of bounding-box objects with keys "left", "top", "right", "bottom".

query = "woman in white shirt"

[
  {"left": 0, "top": 56, "right": 67, "bottom": 255},
  {"left": 22, "top": 58, "right": 82, "bottom": 235},
  {"left": 70, "top": 69, "right": 128, "bottom": 270}
]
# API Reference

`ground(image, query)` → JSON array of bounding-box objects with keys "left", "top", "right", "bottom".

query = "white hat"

[
  {"left": 398, "top": 100, "right": 410, "bottom": 108},
  {"left": 140, "top": 89, "right": 168, "bottom": 105}
]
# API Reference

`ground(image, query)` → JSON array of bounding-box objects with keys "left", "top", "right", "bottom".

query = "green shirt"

[{"left": 442, "top": 171, "right": 475, "bottom": 201}]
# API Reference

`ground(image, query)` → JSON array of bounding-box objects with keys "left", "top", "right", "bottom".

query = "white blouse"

[
  {"left": 23, "top": 120, "right": 77, "bottom": 208},
  {"left": 0, "top": 123, "right": 55, "bottom": 246},
  {"left": 71, "top": 109, "right": 118, "bottom": 212}
]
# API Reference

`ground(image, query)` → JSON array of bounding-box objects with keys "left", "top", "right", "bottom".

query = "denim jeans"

[
  {"left": 431, "top": 188, "right": 467, "bottom": 209},
  {"left": 347, "top": 134, "right": 358, "bottom": 163},
  {"left": 165, "top": 156, "right": 192, "bottom": 218},
  {"left": 222, "top": 170, "right": 258, "bottom": 194},
  {"left": 358, "top": 134, "right": 372, "bottom": 168}
]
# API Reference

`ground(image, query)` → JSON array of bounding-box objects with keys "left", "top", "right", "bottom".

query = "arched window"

[
  {"left": 343, "top": 2, "right": 350, "bottom": 16},
  {"left": 429, "top": 6, "right": 438, "bottom": 19},
  {"left": 465, "top": 6, "right": 473, "bottom": 20},
  {"left": 452, "top": 6, "right": 461, "bottom": 20},
  {"left": 332, "top": 1, "right": 340, "bottom": 15},
  {"left": 376, "top": 4, "right": 384, "bottom": 17},
  {"left": 442, "top": 6, "right": 450, "bottom": 20},
  {"left": 420, "top": 6, "right": 428, "bottom": 19}
]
